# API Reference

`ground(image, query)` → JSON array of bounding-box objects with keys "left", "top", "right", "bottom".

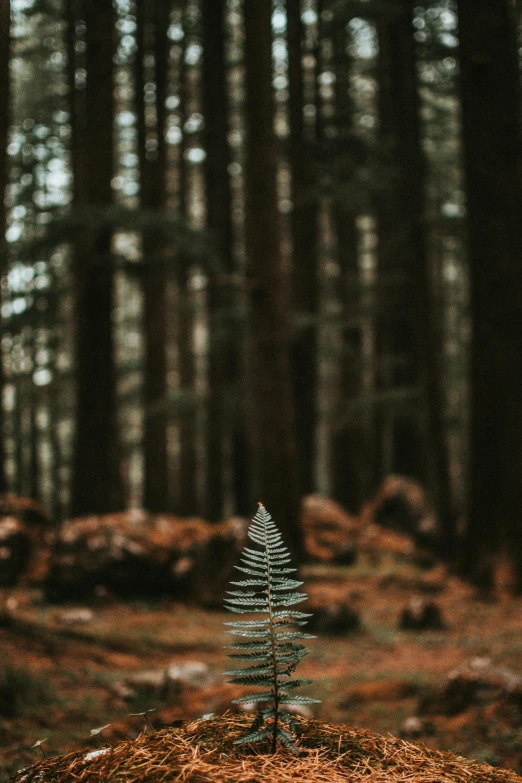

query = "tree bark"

[
  {"left": 136, "top": 0, "right": 170, "bottom": 512},
  {"left": 457, "top": 0, "right": 522, "bottom": 589},
  {"left": 68, "top": 0, "right": 123, "bottom": 515},
  {"left": 329, "top": 13, "right": 365, "bottom": 512},
  {"left": 243, "top": 0, "right": 302, "bottom": 558},
  {"left": 0, "top": 0, "right": 10, "bottom": 493},
  {"left": 175, "top": 6, "right": 198, "bottom": 516},
  {"left": 287, "top": 0, "right": 320, "bottom": 500},
  {"left": 376, "top": 4, "right": 418, "bottom": 480},
  {"left": 201, "top": 0, "right": 237, "bottom": 520},
  {"left": 376, "top": 0, "right": 452, "bottom": 531}
]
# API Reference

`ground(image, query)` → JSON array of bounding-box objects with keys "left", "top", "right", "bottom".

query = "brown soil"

[{"left": 2, "top": 558, "right": 522, "bottom": 780}]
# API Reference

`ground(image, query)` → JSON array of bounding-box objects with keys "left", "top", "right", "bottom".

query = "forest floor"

[{"left": 2, "top": 556, "right": 522, "bottom": 781}]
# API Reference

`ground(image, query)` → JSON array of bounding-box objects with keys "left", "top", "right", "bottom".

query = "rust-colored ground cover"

[
  {"left": 2, "top": 560, "right": 522, "bottom": 780},
  {"left": 11, "top": 714, "right": 522, "bottom": 783}
]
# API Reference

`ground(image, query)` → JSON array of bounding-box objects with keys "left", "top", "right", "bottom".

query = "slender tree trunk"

[
  {"left": 68, "top": 0, "right": 123, "bottom": 515},
  {"left": 329, "top": 15, "right": 365, "bottom": 512},
  {"left": 314, "top": 0, "right": 324, "bottom": 141},
  {"left": 375, "top": 11, "right": 397, "bottom": 481},
  {"left": 66, "top": 0, "right": 83, "bottom": 205},
  {"left": 176, "top": 260, "right": 198, "bottom": 516},
  {"left": 175, "top": 5, "right": 198, "bottom": 516},
  {"left": 457, "top": 0, "right": 522, "bottom": 589},
  {"left": 376, "top": 4, "right": 419, "bottom": 479},
  {"left": 376, "top": 1, "right": 452, "bottom": 530},
  {"left": 201, "top": 0, "right": 237, "bottom": 520},
  {"left": 136, "top": 0, "right": 170, "bottom": 512},
  {"left": 0, "top": 0, "right": 10, "bottom": 493},
  {"left": 396, "top": 0, "right": 454, "bottom": 548},
  {"left": 0, "top": 0, "right": 8, "bottom": 241},
  {"left": 243, "top": 0, "right": 302, "bottom": 558},
  {"left": 287, "top": 0, "right": 319, "bottom": 501},
  {"left": 331, "top": 16, "right": 358, "bottom": 286},
  {"left": 29, "top": 351, "right": 40, "bottom": 499}
]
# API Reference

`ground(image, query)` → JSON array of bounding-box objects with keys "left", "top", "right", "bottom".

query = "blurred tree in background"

[
  {"left": 0, "top": 0, "right": 521, "bottom": 580},
  {"left": 457, "top": 0, "right": 522, "bottom": 589},
  {"left": 134, "top": 0, "right": 170, "bottom": 513},
  {"left": 67, "top": 0, "right": 123, "bottom": 515},
  {"left": 0, "top": 0, "right": 10, "bottom": 494}
]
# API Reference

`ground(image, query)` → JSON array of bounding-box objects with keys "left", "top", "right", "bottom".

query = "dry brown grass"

[{"left": 11, "top": 713, "right": 522, "bottom": 783}]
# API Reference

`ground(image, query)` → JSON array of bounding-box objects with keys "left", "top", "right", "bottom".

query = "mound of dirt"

[
  {"left": 302, "top": 495, "right": 359, "bottom": 564},
  {"left": 45, "top": 511, "right": 248, "bottom": 604},
  {"left": 11, "top": 714, "right": 522, "bottom": 783},
  {"left": 0, "top": 517, "right": 31, "bottom": 587},
  {"left": 399, "top": 597, "right": 446, "bottom": 630},
  {"left": 419, "top": 657, "right": 522, "bottom": 718},
  {"left": 0, "top": 495, "right": 50, "bottom": 529},
  {"left": 306, "top": 597, "right": 361, "bottom": 635},
  {"left": 360, "top": 475, "right": 439, "bottom": 550},
  {"left": 0, "top": 495, "right": 51, "bottom": 587}
]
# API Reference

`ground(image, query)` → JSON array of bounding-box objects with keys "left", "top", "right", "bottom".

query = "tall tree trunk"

[
  {"left": 201, "top": 0, "right": 237, "bottom": 520},
  {"left": 457, "top": 0, "right": 522, "bottom": 589},
  {"left": 376, "top": 3, "right": 419, "bottom": 480},
  {"left": 377, "top": 1, "right": 452, "bottom": 530},
  {"left": 0, "top": 0, "right": 10, "bottom": 493},
  {"left": 329, "top": 13, "right": 364, "bottom": 512},
  {"left": 136, "top": 0, "right": 170, "bottom": 512},
  {"left": 243, "top": 0, "right": 302, "bottom": 558},
  {"left": 68, "top": 0, "right": 123, "bottom": 515},
  {"left": 175, "top": 5, "right": 198, "bottom": 516},
  {"left": 397, "top": 0, "right": 454, "bottom": 549},
  {"left": 287, "top": 0, "right": 319, "bottom": 500}
]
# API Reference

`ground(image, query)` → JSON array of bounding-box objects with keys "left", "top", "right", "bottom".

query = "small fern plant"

[{"left": 223, "top": 502, "right": 320, "bottom": 754}]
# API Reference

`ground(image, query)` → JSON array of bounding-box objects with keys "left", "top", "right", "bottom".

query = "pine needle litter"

[{"left": 11, "top": 713, "right": 522, "bottom": 783}]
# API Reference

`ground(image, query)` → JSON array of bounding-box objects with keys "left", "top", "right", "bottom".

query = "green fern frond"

[
  {"left": 228, "top": 652, "right": 272, "bottom": 661},
  {"left": 273, "top": 611, "right": 312, "bottom": 619},
  {"left": 276, "top": 726, "right": 298, "bottom": 752},
  {"left": 223, "top": 503, "right": 320, "bottom": 754},
  {"left": 280, "top": 711, "right": 302, "bottom": 735},
  {"left": 234, "top": 728, "right": 272, "bottom": 744},
  {"left": 279, "top": 694, "right": 321, "bottom": 705},
  {"left": 228, "top": 676, "right": 274, "bottom": 686},
  {"left": 231, "top": 691, "right": 275, "bottom": 704},
  {"left": 224, "top": 618, "right": 272, "bottom": 627}
]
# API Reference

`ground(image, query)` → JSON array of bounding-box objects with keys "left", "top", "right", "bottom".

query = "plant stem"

[{"left": 264, "top": 516, "right": 279, "bottom": 753}]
